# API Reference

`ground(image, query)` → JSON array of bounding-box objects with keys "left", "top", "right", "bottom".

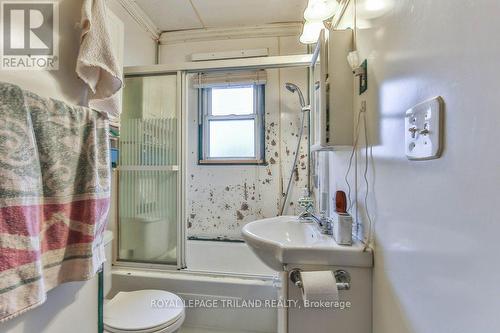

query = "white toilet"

[{"left": 102, "top": 231, "right": 186, "bottom": 333}]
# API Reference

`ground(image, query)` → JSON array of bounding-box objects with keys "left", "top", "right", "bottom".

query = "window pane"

[
  {"left": 209, "top": 120, "right": 255, "bottom": 158},
  {"left": 211, "top": 86, "right": 254, "bottom": 115}
]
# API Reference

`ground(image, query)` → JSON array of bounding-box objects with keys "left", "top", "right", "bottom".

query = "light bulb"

[
  {"left": 299, "top": 20, "right": 325, "bottom": 44},
  {"left": 347, "top": 51, "right": 360, "bottom": 70},
  {"left": 357, "top": 0, "right": 394, "bottom": 19},
  {"left": 303, "top": 0, "right": 338, "bottom": 21},
  {"left": 365, "top": 0, "right": 385, "bottom": 11}
]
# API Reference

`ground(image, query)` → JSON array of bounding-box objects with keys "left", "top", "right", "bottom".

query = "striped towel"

[{"left": 0, "top": 82, "right": 111, "bottom": 322}]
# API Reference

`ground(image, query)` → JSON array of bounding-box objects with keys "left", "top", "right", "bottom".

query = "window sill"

[{"left": 198, "top": 159, "right": 267, "bottom": 166}]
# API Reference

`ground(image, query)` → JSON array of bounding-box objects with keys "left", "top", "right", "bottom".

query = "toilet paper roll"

[{"left": 300, "top": 271, "right": 339, "bottom": 302}]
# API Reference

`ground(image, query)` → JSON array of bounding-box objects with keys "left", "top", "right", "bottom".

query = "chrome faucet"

[
  {"left": 299, "top": 211, "right": 333, "bottom": 235},
  {"left": 297, "top": 193, "right": 333, "bottom": 235}
]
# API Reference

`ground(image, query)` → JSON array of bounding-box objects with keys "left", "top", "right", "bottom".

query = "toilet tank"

[{"left": 103, "top": 231, "right": 114, "bottom": 297}]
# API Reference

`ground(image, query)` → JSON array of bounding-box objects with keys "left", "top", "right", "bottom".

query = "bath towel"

[
  {"left": 76, "top": 0, "right": 123, "bottom": 121},
  {"left": 0, "top": 82, "right": 111, "bottom": 322}
]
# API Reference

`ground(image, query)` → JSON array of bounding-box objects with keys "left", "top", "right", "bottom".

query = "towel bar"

[{"left": 289, "top": 269, "right": 351, "bottom": 291}]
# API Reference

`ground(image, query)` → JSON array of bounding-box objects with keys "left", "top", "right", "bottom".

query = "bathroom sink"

[{"left": 241, "top": 216, "right": 372, "bottom": 271}]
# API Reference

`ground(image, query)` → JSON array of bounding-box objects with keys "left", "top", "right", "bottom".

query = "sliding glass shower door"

[{"left": 117, "top": 73, "right": 182, "bottom": 266}]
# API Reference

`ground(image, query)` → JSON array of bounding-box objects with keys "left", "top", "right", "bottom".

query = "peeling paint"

[{"left": 186, "top": 70, "right": 309, "bottom": 240}]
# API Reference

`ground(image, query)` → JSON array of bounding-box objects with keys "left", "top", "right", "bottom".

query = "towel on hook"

[
  {"left": 0, "top": 82, "right": 111, "bottom": 322},
  {"left": 76, "top": 0, "right": 123, "bottom": 121}
]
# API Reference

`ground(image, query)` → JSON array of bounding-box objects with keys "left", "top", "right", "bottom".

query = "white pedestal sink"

[{"left": 241, "top": 216, "right": 372, "bottom": 271}]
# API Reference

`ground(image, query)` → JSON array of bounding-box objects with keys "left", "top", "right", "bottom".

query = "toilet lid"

[{"left": 104, "top": 290, "right": 185, "bottom": 332}]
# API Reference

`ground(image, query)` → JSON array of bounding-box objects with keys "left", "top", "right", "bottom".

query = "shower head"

[{"left": 285, "top": 82, "right": 306, "bottom": 108}]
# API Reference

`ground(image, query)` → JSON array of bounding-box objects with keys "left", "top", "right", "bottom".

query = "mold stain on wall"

[{"left": 187, "top": 68, "right": 309, "bottom": 240}]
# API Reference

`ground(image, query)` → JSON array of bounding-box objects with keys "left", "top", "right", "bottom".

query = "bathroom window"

[{"left": 199, "top": 84, "right": 265, "bottom": 164}]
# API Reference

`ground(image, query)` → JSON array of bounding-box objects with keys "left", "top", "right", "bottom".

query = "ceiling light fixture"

[
  {"left": 299, "top": 20, "right": 325, "bottom": 44},
  {"left": 299, "top": 0, "right": 339, "bottom": 44},
  {"left": 303, "top": 0, "right": 339, "bottom": 21}
]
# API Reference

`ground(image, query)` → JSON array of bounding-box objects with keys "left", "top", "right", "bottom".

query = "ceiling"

[{"left": 134, "top": 0, "right": 308, "bottom": 32}]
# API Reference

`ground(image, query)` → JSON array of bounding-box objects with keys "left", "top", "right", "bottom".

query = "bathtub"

[
  {"left": 186, "top": 239, "right": 276, "bottom": 276},
  {"left": 111, "top": 240, "right": 279, "bottom": 332}
]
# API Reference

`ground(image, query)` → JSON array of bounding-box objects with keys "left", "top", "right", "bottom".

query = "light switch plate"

[{"left": 405, "top": 96, "right": 444, "bottom": 160}]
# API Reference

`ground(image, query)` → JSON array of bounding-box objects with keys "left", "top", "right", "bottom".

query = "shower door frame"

[
  {"left": 115, "top": 70, "right": 187, "bottom": 270},
  {"left": 115, "top": 55, "right": 313, "bottom": 271}
]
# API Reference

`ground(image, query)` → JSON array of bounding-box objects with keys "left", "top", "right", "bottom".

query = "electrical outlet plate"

[{"left": 405, "top": 96, "right": 444, "bottom": 160}]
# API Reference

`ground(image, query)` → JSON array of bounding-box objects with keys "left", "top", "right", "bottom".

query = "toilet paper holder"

[{"left": 289, "top": 269, "right": 351, "bottom": 291}]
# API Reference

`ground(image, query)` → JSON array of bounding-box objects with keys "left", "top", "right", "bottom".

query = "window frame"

[{"left": 199, "top": 84, "right": 266, "bottom": 165}]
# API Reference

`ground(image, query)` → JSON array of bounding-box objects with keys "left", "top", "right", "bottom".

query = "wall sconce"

[{"left": 347, "top": 51, "right": 368, "bottom": 94}]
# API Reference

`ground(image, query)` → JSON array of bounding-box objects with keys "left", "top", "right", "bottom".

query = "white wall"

[
  {"left": 161, "top": 33, "right": 309, "bottom": 239},
  {"left": 329, "top": 1, "right": 500, "bottom": 332},
  {"left": 107, "top": 0, "right": 157, "bottom": 66},
  {"left": 0, "top": 281, "right": 99, "bottom": 333}
]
